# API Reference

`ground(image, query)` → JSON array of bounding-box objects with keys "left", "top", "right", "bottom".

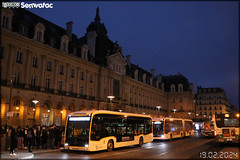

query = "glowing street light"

[
  {"left": 32, "top": 99, "right": 39, "bottom": 104},
  {"left": 173, "top": 109, "right": 177, "bottom": 117},
  {"left": 107, "top": 96, "right": 115, "bottom": 110},
  {"left": 156, "top": 106, "right": 161, "bottom": 118}
]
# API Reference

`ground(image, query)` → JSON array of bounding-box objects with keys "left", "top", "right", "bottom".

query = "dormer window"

[
  {"left": 61, "top": 35, "right": 69, "bottom": 53},
  {"left": 81, "top": 45, "right": 88, "bottom": 60},
  {"left": 134, "top": 70, "right": 138, "bottom": 80},
  {"left": 2, "top": 16, "right": 9, "bottom": 29},
  {"left": 142, "top": 74, "right": 146, "bottom": 83},
  {"left": 150, "top": 77, "right": 153, "bottom": 86},
  {"left": 34, "top": 23, "right": 45, "bottom": 43},
  {"left": 1, "top": 9, "right": 14, "bottom": 31},
  {"left": 37, "top": 31, "right": 42, "bottom": 41},
  {"left": 50, "top": 38, "right": 56, "bottom": 47},
  {"left": 19, "top": 25, "right": 28, "bottom": 36},
  {"left": 171, "top": 84, "right": 175, "bottom": 92},
  {"left": 178, "top": 84, "right": 183, "bottom": 92}
]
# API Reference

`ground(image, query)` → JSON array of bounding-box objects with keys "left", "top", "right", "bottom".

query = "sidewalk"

[{"left": 1, "top": 148, "right": 60, "bottom": 159}]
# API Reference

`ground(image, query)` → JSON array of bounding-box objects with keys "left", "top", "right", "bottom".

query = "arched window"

[
  {"left": 178, "top": 84, "right": 183, "bottom": 92},
  {"left": 171, "top": 84, "right": 175, "bottom": 92},
  {"left": 61, "top": 35, "right": 69, "bottom": 53},
  {"left": 1, "top": 9, "right": 14, "bottom": 30},
  {"left": 134, "top": 70, "right": 138, "bottom": 80},
  {"left": 34, "top": 23, "right": 45, "bottom": 42}
]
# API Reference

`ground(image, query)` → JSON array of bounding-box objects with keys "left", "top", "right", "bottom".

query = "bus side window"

[{"left": 165, "top": 123, "right": 170, "bottom": 134}]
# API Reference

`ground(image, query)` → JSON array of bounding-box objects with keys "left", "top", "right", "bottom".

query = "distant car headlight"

[
  {"left": 161, "top": 135, "right": 165, "bottom": 138},
  {"left": 65, "top": 143, "right": 68, "bottom": 146},
  {"left": 85, "top": 144, "right": 89, "bottom": 147}
]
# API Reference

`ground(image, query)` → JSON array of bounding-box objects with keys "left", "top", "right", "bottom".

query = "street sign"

[{"left": 7, "top": 112, "right": 14, "bottom": 117}]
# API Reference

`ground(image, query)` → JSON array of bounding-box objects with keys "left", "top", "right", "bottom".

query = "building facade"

[
  {"left": 195, "top": 86, "right": 231, "bottom": 120},
  {"left": 1, "top": 7, "right": 195, "bottom": 128}
]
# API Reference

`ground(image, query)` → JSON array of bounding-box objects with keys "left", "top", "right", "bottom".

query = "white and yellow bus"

[
  {"left": 213, "top": 113, "right": 239, "bottom": 143},
  {"left": 62, "top": 110, "right": 153, "bottom": 152},
  {"left": 153, "top": 117, "right": 193, "bottom": 140}
]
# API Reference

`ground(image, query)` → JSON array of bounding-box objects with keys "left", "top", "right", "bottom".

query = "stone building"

[
  {"left": 1, "top": 7, "right": 194, "bottom": 128},
  {"left": 195, "top": 86, "right": 231, "bottom": 120}
]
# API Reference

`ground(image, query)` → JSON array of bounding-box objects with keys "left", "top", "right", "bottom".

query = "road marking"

[{"left": 159, "top": 152, "right": 168, "bottom": 156}]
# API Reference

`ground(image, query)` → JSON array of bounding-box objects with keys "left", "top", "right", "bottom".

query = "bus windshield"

[
  {"left": 215, "top": 115, "right": 239, "bottom": 128},
  {"left": 65, "top": 116, "right": 90, "bottom": 146},
  {"left": 153, "top": 121, "right": 164, "bottom": 137}
]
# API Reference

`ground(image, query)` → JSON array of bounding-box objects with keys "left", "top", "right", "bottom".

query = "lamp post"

[
  {"left": 32, "top": 99, "right": 39, "bottom": 125},
  {"left": 173, "top": 109, "right": 177, "bottom": 117},
  {"left": 156, "top": 106, "right": 161, "bottom": 118},
  {"left": 7, "top": 76, "right": 14, "bottom": 125},
  {"left": 107, "top": 96, "right": 115, "bottom": 111}
]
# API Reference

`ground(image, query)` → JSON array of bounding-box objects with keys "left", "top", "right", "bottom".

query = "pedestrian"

[
  {"left": 41, "top": 126, "right": 47, "bottom": 149},
  {"left": 36, "top": 125, "right": 41, "bottom": 149},
  {"left": 10, "top": 128, "right": 18, "bottom": 155},
  {"left": 19, "top": 128, "right": 25, "bottom": 149},
  {"left": 49, "top": 124, "right": 56, "bottom": 149},
  {"left": 24, "top": 126, "right": 29, "bottom": 149},
  {"left": 33, "top": 125, "right": 37, "bottom": 148},
  {"left": 6, "top": 126, "right": 12, "bottom": 150},
  {"left": 27, "top": 126, "right": 34, "bottom": 152}
]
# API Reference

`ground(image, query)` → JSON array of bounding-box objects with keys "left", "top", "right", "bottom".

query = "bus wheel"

[
  {"left": 181, "top": 133, "right": 183, "bottom": 139},
  {"left": 170, "top": 134, "right": 173, "bottom": 141},
  {"left": 107, "top": 140, "right": 114, "bottom": 152},
  {"left": 139, "top": 137, "right": 143, "bottom": 147}
]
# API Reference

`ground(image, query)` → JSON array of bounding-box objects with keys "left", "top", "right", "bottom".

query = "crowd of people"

[{"left": 1, "top": 124, "right": 65, "bottom": 155}]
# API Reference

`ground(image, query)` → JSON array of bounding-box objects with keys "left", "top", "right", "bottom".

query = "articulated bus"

[
  {"left": 153, "top": 117, "right": 194, "bottom": 140},
  {"left": 63, "top": 110, "right": 153, "bottom": 152},
  {"left": 213, "top": 113, "right": 239, "bottom": 143}
]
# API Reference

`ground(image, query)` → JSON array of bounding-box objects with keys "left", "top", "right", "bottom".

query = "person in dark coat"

[
  {"left": 27, "top": 127, "right": 34, "bottom": 152},
  {"left": 41, "top": 126, "right": 47, "bottom": 149},
  {"left": 36, "top": 125, "right": 41, "bottom": 149},
  {"left": 10, "top": 128, "right": 18, "bottom": 155}
]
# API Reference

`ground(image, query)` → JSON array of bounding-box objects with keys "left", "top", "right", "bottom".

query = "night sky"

[{"left": 26, "top": 1, "right": 239, "bottom": 109}]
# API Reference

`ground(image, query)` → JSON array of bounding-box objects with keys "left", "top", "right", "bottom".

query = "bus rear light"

[
  {"left": 231, "top": 130, "right": 235, "bottom": 136},
  {"left": 214, "top": 130, "right": 217, "bottom": 137}
]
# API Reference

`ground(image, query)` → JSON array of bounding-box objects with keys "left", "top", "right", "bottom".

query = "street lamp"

[
  {"left": 156, "top": 106, "right": 161, "bottom": 118},
  {"left": 173, "top": 109, "right": 177, "bottom": 117},
  {"left": 107, "top": 96, "right": 115, "bottom": 110},
  {"left": 32, "top": 99, "right": 39, "bottom": 125}
]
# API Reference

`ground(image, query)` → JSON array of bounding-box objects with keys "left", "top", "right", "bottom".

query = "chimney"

[
  {"left": 151, "top": 69, "right": 155, "bottom": 77},
  {"left": 66, "top": 21, "right": 73, "bottom": 41},
  {"left": 126, "top": 55, "right": 131, "bottom": 68}
]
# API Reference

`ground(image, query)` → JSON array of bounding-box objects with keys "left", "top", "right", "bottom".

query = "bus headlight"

[
  {"left": 85, "top": 144, "right": 89, "bottom": 147},
  {"left": 65, "top": 143, "right": 68, "bottom": 146},
  {"left": 161, "top": 135, "right": 165, "bottom": 138}
]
